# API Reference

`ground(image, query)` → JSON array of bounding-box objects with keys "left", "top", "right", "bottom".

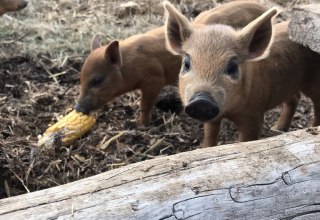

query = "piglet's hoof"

[
  {"left": 136, "top": 116, "right": 151, "bottom": 127},
  {"left": 270, "top": 125, "right": 286, "bottom": 134}
]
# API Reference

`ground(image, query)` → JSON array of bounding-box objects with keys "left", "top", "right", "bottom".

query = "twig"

[
  {"left": 289, "top": 0, "right": 299, "bottom": 9},
  {"left": 160, "top": 145, "right": 173, "bottom": 155},
  {"left": 13, "top": 171, "right": 30, "bottom": 193},
  {"left": 145, "top": 137, "right": 165, "bottom": 154},
  {"left": 100, "top": 131, "right": 126, "bottom": 150},
  {"left": 25, "top": 158, "right": 35, "bottom": 184},
  {"left": 48, "top": 71, "right": 67, "bottom": 78},
  {"left": 39, "top": 60, "right": 59, "bottom": 84}
]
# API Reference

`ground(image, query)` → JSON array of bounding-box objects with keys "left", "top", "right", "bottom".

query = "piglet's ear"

[
  {"left": 91, "top": 33, "right": 102, "bottom": 52},
  {"left": 163, "top": 1, "right": 192, "bottom": 55},
  {"left": 105, "top": 40, "right": 122, "bottom": 68},
  {"left": 237, "top": 8, "right": 278, "bottom": 61}
]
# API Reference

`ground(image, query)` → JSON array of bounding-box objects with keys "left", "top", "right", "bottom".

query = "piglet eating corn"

[{"left": 38, "top": 110, "right": 96, "bottom": 147}]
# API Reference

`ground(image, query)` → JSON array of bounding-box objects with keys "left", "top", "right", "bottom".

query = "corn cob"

[{"left": 38, "top": 110, "right": 96, "bottom": 146}]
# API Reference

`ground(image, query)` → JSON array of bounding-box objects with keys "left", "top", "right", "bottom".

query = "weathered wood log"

[
  {"left": 1, "top": 128, "right": 320, "bottom": 219},
  {"left": 288, "top": 4, "right": 320, "bottom": 53}
]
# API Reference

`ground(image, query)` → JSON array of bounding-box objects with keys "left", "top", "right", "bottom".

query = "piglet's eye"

[
  {"left": 182, "top": 54, "right": 191, "bottom": 74},
  {"left": 225, "top": 57, "right": 239, "bottom": 79},
  {"left": 90, "top": 75, "right": 104, "bottom": 87}
]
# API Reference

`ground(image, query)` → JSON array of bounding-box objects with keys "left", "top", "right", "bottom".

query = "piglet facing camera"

[{"left": 164, "top": 1, "right": 320, "bottom": 147}]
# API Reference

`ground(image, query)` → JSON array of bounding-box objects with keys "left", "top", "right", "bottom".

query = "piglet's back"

[{"left": 194, "top": 1, "right": 267, "bottom": 29}]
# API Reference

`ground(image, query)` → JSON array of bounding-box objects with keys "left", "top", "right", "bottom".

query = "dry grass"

[
  {"left": 0, "top": 0, "right": 213, "bottom": 61},
  {"left": 1, "top": 0, "right": 157, "bottom": 59}
]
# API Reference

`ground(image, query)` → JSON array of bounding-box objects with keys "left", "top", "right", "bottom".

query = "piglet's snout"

[
  {"left": 185, "top": 92, "right": 219, "bottom": 121},
  {"left": 18, "top": 0, "right": 28, "bottom": 9},
  {"left": 75, "top": 102, "right": 91, "bottom": 114}
]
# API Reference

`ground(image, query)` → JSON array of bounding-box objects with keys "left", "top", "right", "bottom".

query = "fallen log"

[{"left": 1, "top": 128, "right": 320, "bottom": 219}]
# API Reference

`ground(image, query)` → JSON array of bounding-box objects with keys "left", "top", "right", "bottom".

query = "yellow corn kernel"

[{"left": 38, "top": 110, "right": 96, "bottom": 146}]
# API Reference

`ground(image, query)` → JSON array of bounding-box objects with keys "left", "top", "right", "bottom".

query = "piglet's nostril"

[{"left": 185, "top": 92, "right": 219, "bottom": 121}]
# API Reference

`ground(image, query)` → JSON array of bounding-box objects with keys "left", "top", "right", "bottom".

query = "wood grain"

[{"left": 1, "top": 128, "right": 320, "bottom": 219}]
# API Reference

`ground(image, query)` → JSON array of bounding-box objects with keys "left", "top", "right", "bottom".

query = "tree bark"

[
  {"left": 1, "top": 128, "right": 320, "bottom": 220},
  {"left": 288, "top": 4, "right": 320, "bottom": 54}
]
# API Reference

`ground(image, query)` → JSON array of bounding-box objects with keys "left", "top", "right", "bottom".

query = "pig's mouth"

[
  {"left": 74, "top": 100, "right": 103, "bottom": 114},
  {"left": 75, "top": 103, "right": 91, "bottom": 114},
  {"left": 75, "top": 95, "right": 114, "bottom": 114},
  {"left": 185, "top": 92, "right": 220, "bottom": 121}
]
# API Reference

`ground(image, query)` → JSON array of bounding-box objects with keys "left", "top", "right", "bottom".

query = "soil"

[{"left": 0, "top": 0, "right": 314, "bottom": 199}]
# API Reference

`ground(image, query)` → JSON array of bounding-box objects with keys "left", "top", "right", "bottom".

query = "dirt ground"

[{"left": 0, "top": 0, "right": 315, "bottom": 199}]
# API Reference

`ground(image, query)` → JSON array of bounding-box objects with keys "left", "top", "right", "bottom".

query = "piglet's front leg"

[
  {"left": 137, "top": 86, "right": 163, "bottom": 126},
  {"left": 236, "top": 114, "right": 264, "bottom": 143},
  {"left": 271, "top": 93, "right": 300, "bottom": 132},
  {"left": 202, "top": 121, "right": 221, "bottom": 147}
]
